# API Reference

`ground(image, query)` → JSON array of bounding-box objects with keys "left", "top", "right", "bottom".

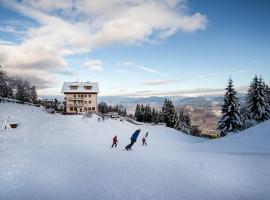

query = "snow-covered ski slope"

[{"left": 0, "top": 102, "right": 270, "bottom": 200}]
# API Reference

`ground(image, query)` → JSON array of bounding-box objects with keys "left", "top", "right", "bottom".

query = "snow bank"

[
  {"left": 0, "top": 102, "right": 269, "bottom": 200},
  {"left": 202, "top": 120, "right": 270, "bottom": 154}
]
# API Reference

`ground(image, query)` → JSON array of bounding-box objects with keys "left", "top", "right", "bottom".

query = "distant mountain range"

[
  {"left": 98, "top": 96, "right": 224, "bottom": 107},
  {"left": 41, "top": 94, "right": 246, "bottom": 134},
  {"left": 42, "top": 94, "right": 246, "bottom": 109}
]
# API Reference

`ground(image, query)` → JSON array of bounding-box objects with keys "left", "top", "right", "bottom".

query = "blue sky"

[{"left": 0, "top": 0, "right": 269, "bottom": 96}]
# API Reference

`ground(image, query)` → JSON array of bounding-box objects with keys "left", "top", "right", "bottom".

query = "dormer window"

[
  {"left": 84, "top": 86, "right": 92, "bottom": 90},
  {"left": 70, "top": 86, "right": 78, "bottom": 90}
]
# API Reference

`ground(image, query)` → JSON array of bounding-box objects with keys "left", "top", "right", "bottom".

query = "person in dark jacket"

[
  {"left": 142, "top": 137, "right": 147, "bottom": 146},
  {"left": 111, "top": 135, "right": 118, "bottom": 148},
  {"left": 125, "top": 129, "right": 141, "bottom": 150}
]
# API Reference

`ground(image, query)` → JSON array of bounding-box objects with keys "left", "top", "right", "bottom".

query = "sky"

[{"left": 0, "top": 0, "right": 269, "bottom": 97}]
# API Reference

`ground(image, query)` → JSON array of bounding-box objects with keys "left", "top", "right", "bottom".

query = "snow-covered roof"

[{"left": 61, "top": 82, "right": 99, "bottom": 93}]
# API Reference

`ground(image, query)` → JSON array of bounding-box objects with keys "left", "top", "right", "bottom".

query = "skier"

[
  {"left": 125, "top": 129, "right": 141, "bottom": 150},
  {"left": 142, "top": 137, "right": 147, "bottom": 146},
  {"left": 98, "top": 117, "right": 101, "bottom": 122},
  {"left": 111, "top": 135, "right": 118, "bottom": 148}
]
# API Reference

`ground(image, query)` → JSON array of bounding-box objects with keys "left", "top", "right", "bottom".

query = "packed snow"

[{"left": 0, "top": 102, "right": 270, "bottom": 200}]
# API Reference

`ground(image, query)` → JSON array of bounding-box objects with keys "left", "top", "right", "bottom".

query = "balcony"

[
  {"left": 67, "top": 97, "right": 84, "bottom": 101},
  {"left": 68, "top": 103, "right": 84, "bottom": 107}
]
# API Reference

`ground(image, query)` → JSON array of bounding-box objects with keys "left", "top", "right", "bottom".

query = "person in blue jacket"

[{"left": 125, "top": 129, "right": 141, "bottom": 150}]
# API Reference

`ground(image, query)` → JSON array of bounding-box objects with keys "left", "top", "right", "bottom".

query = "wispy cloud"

[
  {"left": 142, "top": 79, "right": 180, "bottom": 85},
  {"left": 141, "top": 70, "right": 248, "bottom": 86},
  {"left": 120, "top": 61, "right": 166, "bottom": 76},
  {"left": 0, "top": 25, "right": 25, "bottom": 35},
  {"left": 137, "top": 65, "right": 166, "bottom": 76},
  {"left": 83, "top": 59, "right": 103, "bottom": 71},
  {"left": 102, "top": 85, "right": 249, "bottom": 97},
  {"left": 0, "top": 40, "right": 16, "bottom": 45}
]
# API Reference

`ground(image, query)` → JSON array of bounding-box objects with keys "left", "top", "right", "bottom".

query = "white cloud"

[
  {"left": 83, "top": 59, "right": 103, "bottom": 71},
  {"left": 0, "top": 0, "right": 207, "bottom": 93}
]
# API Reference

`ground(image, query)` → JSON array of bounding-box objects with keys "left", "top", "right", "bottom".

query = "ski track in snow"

[{"left": 0, "top": 102, "right": 270, "bottom": 200}]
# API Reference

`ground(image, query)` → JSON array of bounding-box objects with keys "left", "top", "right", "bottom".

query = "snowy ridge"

[
  {"left": 0, "top": 102, "right": 270, "bottom": 200},
  {"left": 203, "top": 120, "right": 270, "bottom": 154}
]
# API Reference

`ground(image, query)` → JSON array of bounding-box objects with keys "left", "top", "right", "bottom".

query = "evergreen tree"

[
  {"left": 175, "top": 109, "right": 191, "bottom": 134},
  {"left": 53, "top": 98, "right": 60, "bottom": 111},
  {"left": 162, "top": 99, "right": 177, "bottom": 128},
  {"left": 264, "top": 84, "right": 270, "bottom": 113},
  {"left": 123, "top": 108, "right": 127, "bottom": 117},
  {"left": 0, "top": 66, "right": 13, "bottom": 98},
  {"left": 218, "top": 78, "right": 243, "bottom": 136},
  {"left": 151, "top": 107, "right": 158, "bottom": 124},
  {"left": 135, "top": 104, "right": 142, "bottom": 122},
  {"left": 141, "top": 104, "right": 146, "bottom": 122},
  {"left": 115, "top": 105, "right": 118, "bottom": 112},
  {"left": 190, "top": 125, "right": 202, "bottom": 136},
  {"left": 30, "top": 86, "right": 37, "bottom": 103},
  {"left": 117, "top": 105, "right": 127, "bottom": 116},
  {"left": 247, "top": 75, "right": 270, "bottom": 122},
  {"left": 157, "top": 110, "right": 164, "bottom": 123},
  {"left": 15, "top": 80, "right": 31, "bottom": 103},
  {"left": 144, "top": 104, "right": 152, "bottom": 122},
  {"left": 183, "top": 111, "right": 191, "bottom": 127},
  {"left": 98, "top": 101, "right": 108, "bottom": 114}
]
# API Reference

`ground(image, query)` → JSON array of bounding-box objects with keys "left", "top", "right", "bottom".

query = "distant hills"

[
  {"left": 42, "top": 94, "right": 247, "bottom": 110},
  {"left": 41, "top": 94, "right": 246, "bottom": 134}
]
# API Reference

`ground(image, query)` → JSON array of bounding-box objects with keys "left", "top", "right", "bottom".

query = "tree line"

[
  {"left": 98, "top": 101, "right": 127, "bottom": 116},
  {"left": 134, "top": 101, "right": 199, "bottom": 135},
  {"left": 218, "top": 75, "right": 270, "bottom": 137},
  {"left": 135, "top": 104, "right": 163, "bottom": 123},
  {"left": 0, "top": 66, "right": 37, "bottom": 104}
]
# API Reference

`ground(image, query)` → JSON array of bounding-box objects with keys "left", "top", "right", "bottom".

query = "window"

[
  {"left": 88, "top": 107, "right": 91, "bottom": 110},
  {"left": 74, "top": 94, "right": 76, "bottom": 97},
  {"left": 74, "top": 107, "right": 77, "bottom": 111},
  {"left": 84, "top": 107, "right": 87, "bottom": 111},
  {"left": 70, "top": 107, "right": 73, "bottom": 111},
  {"left": 80, "top": 108, "right": 82, "bottom": 112},
  {"left": 92, "top": 107, "right": 95, "bottom": 111},
  {"left": 70, "top": 86, "right": 78, "bottom": 90},
  {"left": 84, "top": 101, "right": 87, "bottom": 104},
  {"left": 89, "top": 101, "right": 91, "bottom": 104},
  {"left": 81, "top": 95, "right": 83, "bottom": 98},
  {"left": 84, "top": 94, "right": 87, "bottom": 97},
  {"left": 84, "top": 86, "right": 92, "bottom": 90},
  {"left": 88, "top": 94, "right": 91, "bottom": 97}
]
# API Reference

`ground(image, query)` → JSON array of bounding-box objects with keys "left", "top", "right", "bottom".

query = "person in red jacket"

[{"left": 111, "top": 135, "right": 118, "bottom": 148}]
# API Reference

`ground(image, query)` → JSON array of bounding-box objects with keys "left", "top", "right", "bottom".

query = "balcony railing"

[
  {"left": 67, "top": 97, "right": 84, "bottom": 101},
  {"left": 67, "top": 103, "right": 84, "bottom": 107}
]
